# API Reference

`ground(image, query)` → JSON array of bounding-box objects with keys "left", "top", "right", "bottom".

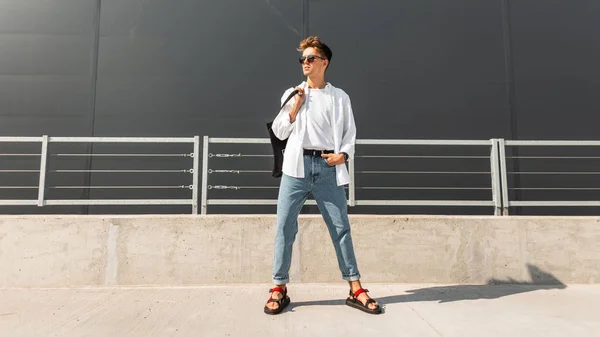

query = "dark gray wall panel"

[
  {"left": 0, "top": 0, "right": 96, "bottom": 35},
  {"left": 0, "top": 0, "right": 97, "bottom": 128},
  {"left": 95, "top": 0, "right": 303, "bottom": 137},
  {"left": 0, "top": 0, "right": 98, "bottom": 214},
  {"left": 510, "top": 1, "right": 600, "bottom": 140},
  {"left": 507, "top": 1, "right": 600, "bottom": 214},
  {"left": 0, "top": 79, "right": 93, "bottom": 122},
  {"left": 306, "top": 0, "right": 509, "bottom": 215},
  {"left": 89, "top": 0, "right": 303, "bottom": 213},
  {"left": 309, "top": 0, "right": 511, "bottom": 140}
]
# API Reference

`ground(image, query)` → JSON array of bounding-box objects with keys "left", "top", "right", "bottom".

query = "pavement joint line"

[{"left": 408, "top": 303, "right": 445, "bottom": 337}]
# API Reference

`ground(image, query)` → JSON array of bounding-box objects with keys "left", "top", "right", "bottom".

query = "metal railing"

[
  {"left": 352, "top": 139, "right": 501, "bottom": 212},
  {"left": 499, "top": 140, "right": 600, "bottom": 215},
  {"left": 2, "top": 135, "right": 600, "bottom": 215},
  {"left": 201, "top": 137, "right": 502, "bottom": 214},
  {"left": 0, "top": 136, "right": 200, "bottom": 213}
]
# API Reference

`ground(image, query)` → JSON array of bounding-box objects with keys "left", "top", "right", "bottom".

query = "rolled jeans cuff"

[
  {"left": 272, "top": 276, "right": 289, "bottom": 285},
  {"left": 342, "top": 273, "right": 361, "bottom": 282}
]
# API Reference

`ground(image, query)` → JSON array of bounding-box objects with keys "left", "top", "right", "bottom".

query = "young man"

[{"left": 264, "top": 36, "right": 381, "bottom": 315}]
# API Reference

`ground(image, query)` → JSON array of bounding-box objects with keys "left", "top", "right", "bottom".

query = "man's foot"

[
  {"left": 265, "top": 286, "right": 284, "bottom": 310},
  {"left": 346, "top": 288, "right": 382, "bottom": 314},
  {"left": 264, "top": 286, "right": 290, "bottom": 315},
  {"left": 355, "top": 289, "right": 379, "bottom": 310}
]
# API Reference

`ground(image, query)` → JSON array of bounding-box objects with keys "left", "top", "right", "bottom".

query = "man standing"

[{"left": 264, "top": 37, "right": 381, "bottom": 315}]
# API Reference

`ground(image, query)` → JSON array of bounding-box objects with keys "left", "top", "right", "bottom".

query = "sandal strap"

[
  {"left": 352, "top": 288, "right": 369, "bottom": 298},
  {"left": 365, "top": 298, "right": 378, "bottom": 307},
  {"left": 266, "top": 287, "right": 287, "bottom": 309},
  {"left": 269, "top": 286, "right": 287, "bottom": 296}
]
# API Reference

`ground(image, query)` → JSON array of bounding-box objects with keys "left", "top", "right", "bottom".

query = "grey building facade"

[{"left": 1, "top": 1, "right": 600, "bottom": 215}]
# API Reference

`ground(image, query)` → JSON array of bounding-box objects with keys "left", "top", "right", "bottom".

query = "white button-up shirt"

[{"left": 271, "top": 81, "right": 356, "bottom": 186}]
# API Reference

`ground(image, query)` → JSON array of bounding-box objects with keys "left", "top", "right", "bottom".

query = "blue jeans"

[{"left": 272, "top": 155, "right": 360, "bottom": 284}]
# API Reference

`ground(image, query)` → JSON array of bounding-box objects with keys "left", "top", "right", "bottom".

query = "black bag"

[{"left": 266, "top": 89, "right": 299, "bottom": 178}]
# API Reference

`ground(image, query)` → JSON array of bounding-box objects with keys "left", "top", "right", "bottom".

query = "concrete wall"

[{"left": 0, "top": 215, "right": 598, "bottom": 287}]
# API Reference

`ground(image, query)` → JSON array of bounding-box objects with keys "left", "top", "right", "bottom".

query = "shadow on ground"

[{"left": 289, "top": 264, "right": 566, "bottom": 310}]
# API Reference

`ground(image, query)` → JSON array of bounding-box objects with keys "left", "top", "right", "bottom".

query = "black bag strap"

[
  {"left": 280, "top": 89, "right": 299, "bottom": 110},
  {"left": 266, "top": 89, "right": 298, "bottom": 130}
]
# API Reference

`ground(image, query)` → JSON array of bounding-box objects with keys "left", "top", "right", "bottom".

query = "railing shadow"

[{"left": 288, "top": 264, "right": 566, "bottom": 311}]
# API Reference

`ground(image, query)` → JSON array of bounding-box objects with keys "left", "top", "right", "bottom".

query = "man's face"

[{"left": 300, "top": 47, "right": 328, "bottom": 77}]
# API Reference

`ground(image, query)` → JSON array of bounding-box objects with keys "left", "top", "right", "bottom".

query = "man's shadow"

[{"left": 289, "top": 264, "right": 566, "bottom": 310}]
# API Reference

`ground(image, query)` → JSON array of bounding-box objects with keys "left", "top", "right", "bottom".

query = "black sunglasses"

[{"left": 299, "top": 55, "right": 326, "bottom": 64}]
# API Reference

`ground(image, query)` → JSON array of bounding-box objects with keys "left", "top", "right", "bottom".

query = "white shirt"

[
  {"left": 271, "top": 81, "right": 356, "bottom": 186},
  {"left": 302, "top": 88, "right": 335, "bottom": 150}
]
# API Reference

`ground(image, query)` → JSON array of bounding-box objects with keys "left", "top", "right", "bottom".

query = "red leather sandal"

[
  {"left": 264, "top": 286, "right": 290, "bottom": 315},
  {"left": 346, "top": 288, "right": 382, "bottom": 314}
]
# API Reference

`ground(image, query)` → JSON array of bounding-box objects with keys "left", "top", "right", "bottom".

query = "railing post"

[
  {"left": 490, "top": 139, "right": 502, "bottom": 215},
  {"left": 37, "top": 135, "right": 49, "bottom": 207},
  {"left": 192, "top": 136, "right": 200, "bottom": 214},
  {"left": 348, "top": 157, "right": 356, "bottom": 207},
  {"left": 201, "top": 136, "right": 209, "bottom": 215},
  {"left": 498, "top": 138, "right": 510, "bottom": 215}
]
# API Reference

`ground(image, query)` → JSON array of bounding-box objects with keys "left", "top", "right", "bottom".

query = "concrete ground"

[{"left": 1, "top": 283, "right": 598, "bottom": 337}]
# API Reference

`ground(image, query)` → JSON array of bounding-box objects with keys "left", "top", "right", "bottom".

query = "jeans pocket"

[{"left": 322, "top": 158, "right": 336, "bottom": 168}]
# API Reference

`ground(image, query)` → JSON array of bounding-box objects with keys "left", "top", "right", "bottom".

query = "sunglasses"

[{"left": 299, "top": 55, "right": 326, "bottom": 64}]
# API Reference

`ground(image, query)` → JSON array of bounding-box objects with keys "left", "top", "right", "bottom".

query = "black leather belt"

[{"left": 303, "top": 149, "right": 334, "bottom": 157}]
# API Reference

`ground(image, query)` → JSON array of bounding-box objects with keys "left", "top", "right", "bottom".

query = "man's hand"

[
  {"left": 289, "top": 87, "right": 305, "bottom": 123},
  {"left": 321, "top": 153, "right": 345, "bottom": 166}
]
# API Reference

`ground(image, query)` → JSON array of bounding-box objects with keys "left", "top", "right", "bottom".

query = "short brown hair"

[{"left": 297, "top": 36, "right": 332, "bottom": 64}]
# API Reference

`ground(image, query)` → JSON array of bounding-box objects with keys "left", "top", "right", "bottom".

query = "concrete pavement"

[{"left": 1, "top": 283, "right": 598, "bottom": 337}]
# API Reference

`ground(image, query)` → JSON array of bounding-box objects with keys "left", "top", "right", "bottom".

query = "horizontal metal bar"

[
  {"left": 52, "top": 185, "right": 191, "bottom": 189},
  {"left": 48, "top": 137, "right": 195, "bottom": 143},
  {"left": 238, "top": 186, "right": 278, "bottom": 189},
  {"left": 0, "top": 170, "right": 39, "bottom": 173},
  {"left": 8, "top": 138, "right": 600, "bottom": 147},
  {"left": 54, "top": 153, "right": 192, "bottom": 157},
  {"left": 509, "top": 201, "right": 600, "bottom": 207},
  {"left": 208, "top": 199, "right": 318, "bottom": 205},
  {"left": 508, "top": 156, "right": 600, "bottom": 159},
  {"left": 512, "top": 187, "right": 600, "bottom": 190},
  {"left": 209, "top": 169, "right": 240, "bottom": 174},
  {"left": 0, "top": 186, "right": 37, "bottom": 189},
  {"left": 209, "top": 138, "right": 271, "bottom": 144},
  {"left": 209, "top": 138, "right": 491, "bottom": 146},
  {"left": 505, "top": 140, "right": 600, "bottom": 146},
  {"left": 358, "top": 171, "right": 491, "bottom": 174},
  {"left": 208, "top": 186, "right": 278, "bottom": 189},
  {"left": 358, "top": 155, "right": 489, "bottom": 159},
  {"left": 508, "top": 172, "right": 600, "bottom": 175},
  {"left": 44, "top": 199, "right": 193, "bottom": 206},
  {"left": 52, "top": 169, "right": 191, "bottom": 173},
  {"left": 0, "top": 200, "right": 38, "bottom": 205},
  {"left": 357, "top": 187, "right": 491, "bottom": 190},
  {"left": 0, "top": 154, "right": 40, "bottom": 157},
  {"left": 357, "top": 139, "right": 492, "bottom": 146},
  {"left": 208, "top": 169, "right": 271, "bottom": 174},
  {"left": 209, "top": 153, "right": 241, "bottom": 158},
  {"left": 354, "top": 200, "right": 494, "bottom": 206},
  {"left": 0, "top": 137, "right": 43, "bottom": 142}
]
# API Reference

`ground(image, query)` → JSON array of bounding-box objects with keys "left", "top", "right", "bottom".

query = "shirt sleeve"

[
  {"left": 271, "top": 88, "right": 296, "bottom": 140},
  {"left": 339, "top": 94, "right": 356, "bottom": 159}
]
